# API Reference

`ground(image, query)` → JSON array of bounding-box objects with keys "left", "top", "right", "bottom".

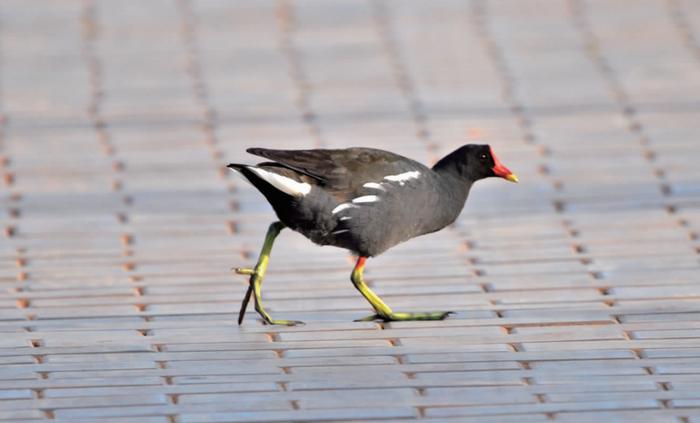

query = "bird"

[{"left": 228, "top": 144, "right": 518, "bottom": 325}]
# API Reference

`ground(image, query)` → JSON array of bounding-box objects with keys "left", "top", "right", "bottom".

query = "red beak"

[{"left": 490, "top": 146, "right": 519, "bottom": 183}]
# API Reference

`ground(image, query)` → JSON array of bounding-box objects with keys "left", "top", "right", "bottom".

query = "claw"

[{"left": 237, "top": 285, "right": 254, "bottom": 325}]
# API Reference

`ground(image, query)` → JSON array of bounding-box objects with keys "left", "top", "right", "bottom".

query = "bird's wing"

[{"left": 246, "top": 147, "right": 427, "bottom": 196}]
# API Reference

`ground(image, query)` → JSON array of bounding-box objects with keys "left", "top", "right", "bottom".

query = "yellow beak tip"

[{"left": 506, "top": 174, "right": 519, "bottom": 183}]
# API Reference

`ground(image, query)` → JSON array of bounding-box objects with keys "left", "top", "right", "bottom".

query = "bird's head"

[{"left": 433, "top": 144, "right": 519, "bottom": 183}]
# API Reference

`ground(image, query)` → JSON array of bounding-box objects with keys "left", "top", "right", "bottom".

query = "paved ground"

[{"left": 1, "top": 0, "right": 700, "bottom": 422}]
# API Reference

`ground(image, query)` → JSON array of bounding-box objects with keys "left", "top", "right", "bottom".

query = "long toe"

[
  {"left": 354, "top": 312, "right": 453, "bottom": 322},
  {"left": 396, "top": 311, "right": 454, "bottom": 321},
  {"left": 263, "top": 318, "right": 305, "bottom": 326},
  {"left": 354, "top": 314, "right": 382, "bottom": 322}
]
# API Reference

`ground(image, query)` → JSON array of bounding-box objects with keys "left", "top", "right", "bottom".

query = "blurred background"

[{"left": 1, "top": 0, "right": 700, "bottom": 421}]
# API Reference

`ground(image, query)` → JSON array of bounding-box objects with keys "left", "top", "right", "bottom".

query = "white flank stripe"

[
  {"left": 248, "top": 167, "right": 311, "bottom": 196},
  {"left": 352, "top": 195, "right": 379, "bottom": 204},
  {"left": 384, "top": 170, "right": 421, "bottom": 185},
  {"left": 339, "top": 216, "right": 352, "bottom": 221},
  {"left": 331, "top": 229, "right": 350, "bottom": 235},
  {"left": 362, "top": 182, "right": 386, "bottom": 191},
  {"left": 332, "top": 203, "right": 357, "bottom": 214}
]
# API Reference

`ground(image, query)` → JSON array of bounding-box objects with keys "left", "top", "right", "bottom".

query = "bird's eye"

[{"left": 480, "top": 154, "right": 488, "bottom": 161}]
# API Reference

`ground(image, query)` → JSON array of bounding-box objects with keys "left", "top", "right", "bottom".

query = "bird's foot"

[
  {"left": 355, "top": 311, "right": 454, "bottom": 322},
  {"left": 235, "top": 268, "right": 304, "bottom": 325}
]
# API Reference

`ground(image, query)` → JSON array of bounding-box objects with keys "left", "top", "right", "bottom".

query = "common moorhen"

[{"left": 229, "top": 144, "right": 517, "bottom": 325}]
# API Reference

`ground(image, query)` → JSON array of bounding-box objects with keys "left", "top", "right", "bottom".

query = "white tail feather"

[{"left": 247, "top": 166, "right": 311, "bottom": 197}]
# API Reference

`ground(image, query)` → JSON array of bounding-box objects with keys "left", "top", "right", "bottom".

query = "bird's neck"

[
  {"left": 432, "top": 157, "right": 475, "bottom": 195},
  {"left": 420, "top": 167, "right": 473, "bottom": 234},
  {"left": 432, "top": 150, "right": 482, "bottom": 183}
]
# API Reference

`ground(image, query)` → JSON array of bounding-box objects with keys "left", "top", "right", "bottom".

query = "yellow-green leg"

[
  {"left": 351, "top": 257, "right": 453, "bottom": 322},
  {"left": 235, "top": 221, "right": 302, "bottom": 326}
]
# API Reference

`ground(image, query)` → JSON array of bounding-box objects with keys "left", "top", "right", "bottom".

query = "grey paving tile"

[
  {"left": 0, "top": 0, "right": 698, "bottom": 421},
  {"left": 179, "top": 407, "right": 416, "bottom": 422}
]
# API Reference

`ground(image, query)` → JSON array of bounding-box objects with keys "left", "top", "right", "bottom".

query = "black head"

[{"left": 432, "top": 144, "right": 518, "bottom": 183}]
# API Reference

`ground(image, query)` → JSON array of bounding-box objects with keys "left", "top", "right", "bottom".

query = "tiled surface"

[{"left": 1, "top": 0, "right": 700, "bottom": 421}]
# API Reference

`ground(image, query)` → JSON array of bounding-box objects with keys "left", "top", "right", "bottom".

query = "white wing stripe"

[
  {"left": 332, "top": 203, "right": 357, "bottom": 214},
  {"left": 384, "top": 171, "right": 421, "bottom": 185},
  {"left": 362, "top": 182, "right": 386, "bottom": 191},
  {"left": 352, "top": 195, "right": 380, "bottom": 204}
]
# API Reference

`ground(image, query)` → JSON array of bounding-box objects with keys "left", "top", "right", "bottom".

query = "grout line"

[
  {"left": 469, "top": 0, "right": 598, "bottom": 325},
  {"left": 81, "top": 0, "right": 149, "bottom": 333},
  {"left": 667, "top": 0, "right": 700, "bottom": 62},
  {"left": 666, "top": 0, "right": 700, "bottom": 257},
  {"left": 175, "top": 0, "right": 255, "bottom": 325},
  {"left": 568, "top": 0, "right": 697, "bottom": 261},
  {"left": 0, "top": 1, "right": 40, "bottom": 352},
  {"left": 276, "top": 0, "right": 324, "bottom": 147}
]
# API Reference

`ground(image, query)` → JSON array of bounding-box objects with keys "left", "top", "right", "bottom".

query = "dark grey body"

[
  {"left": 290, "top": 167, "right": 469, "bottom": 257},
  {"left": 230, "top": 146, "right": 493, "bottom": 257}
]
